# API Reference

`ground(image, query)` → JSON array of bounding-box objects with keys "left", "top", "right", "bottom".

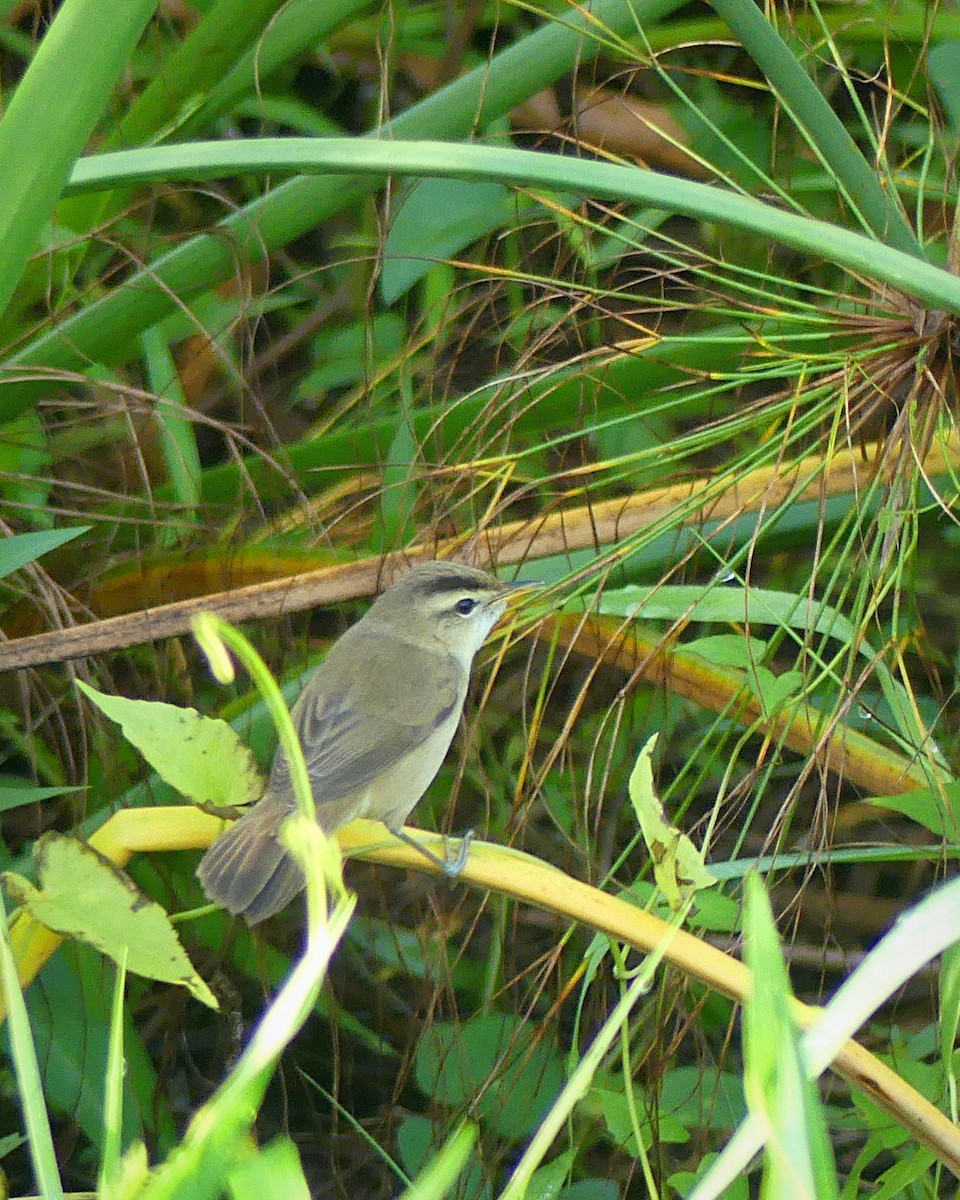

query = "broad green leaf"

[
  {"left": 929, "top": 42, "right": 960, "bottom": 131},
  {"left": 377, "top": 399, "right": 420, "bottom": 550},
  {"left": 600, "top": 583, "right": 838, "bottom": 631},
  {"left": 399, "top": 1121, "right": 478, "bottom": 1200},
  {"left": 556, "top": 1184, "right": 619, "bottom": 1200},
  {"left": 660, "top": 1066, "right": 747, "bottom": 1131},
  {"left": 77, "top": 680, "right": 263, "bottom": 809},
  {"left": 670, "top": 1154, "right": 750, "bottom": 1200},
  {"left": 745, "top": 666, "right": 803, "bottom": 716},
  {"left": 0, "top": 526, "right": 88, "bottom": 581},
  {"left": 397, "top": 1115, "right": 488, "bottom": 1200},
  {"left": 11, "top": 942, "right": 174, "bottom": 1155},
  {"left": 3, "top": 833, "right": 217, "bottom": 1009},
  {"left": 870, "top": 780, "right": 960, "bottom": 839},
  {"left": 592, "top": 1085, "right": 688, "bottom": 1153},
  {"left": 525, "top": 1149, "right": 576, "bottom": 1200},
  {"left": 527, "top": 1152, "right": 620, "bottom": 1200},
  {"left": 414, "top": 1013, "right": 565, "bottom": 1140},
  {"left": 686, "top": 635, "right": 767, "bottom": 669},
  {"left": 381, "top": 178, "right": 519, "bottom": 304},
  {"left": 628, "top": 734, "right": 716, "bottom": 911},
  {"left": 295, "top": 314, "right": 405, "bottom": 399},
  {"left": 604, "top": 584, "right": 943, "bottom": 770}
]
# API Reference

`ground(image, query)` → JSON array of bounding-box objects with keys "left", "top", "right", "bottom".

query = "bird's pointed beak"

[{"left": 493, "top": 577, "right": 543, "bottom": 605}]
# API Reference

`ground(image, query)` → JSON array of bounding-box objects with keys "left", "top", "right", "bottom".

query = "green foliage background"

[{"left": 2, "top": 0, "right": 960, "bottom": 1196}]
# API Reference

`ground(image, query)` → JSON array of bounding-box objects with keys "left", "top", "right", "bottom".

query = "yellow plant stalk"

[
  {"left": 3, "top": 808, "right": 960, "bottom": 1176},
  {"left": 540, "top": 613, "right": 940, "bottom": 798}
]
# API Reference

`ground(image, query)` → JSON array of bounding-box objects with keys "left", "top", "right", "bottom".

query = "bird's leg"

[{"left": 389, "top": 826, "right": 473, "bottom": 877}]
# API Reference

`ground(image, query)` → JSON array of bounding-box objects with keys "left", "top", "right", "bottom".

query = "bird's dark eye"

[{"left": 454, "top": 597, "right": 477, "bottom": 616}]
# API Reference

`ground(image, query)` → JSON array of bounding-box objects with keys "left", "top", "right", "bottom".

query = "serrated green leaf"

[
  {"left": 77, "top": 680, "right": 263, "bottom": 809},
  {"left": 628, "top": 734, "right": 716, "bottom": 911},
  {"left": 3, "top": 833, "right": 217, "bottom": 1009}
]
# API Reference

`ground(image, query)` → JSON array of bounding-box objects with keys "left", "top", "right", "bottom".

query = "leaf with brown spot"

[{"left": 3, "top": 833, "right": 217, "bottom": 1009}]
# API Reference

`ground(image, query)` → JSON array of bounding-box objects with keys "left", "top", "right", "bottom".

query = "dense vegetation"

[{"left": 2, "top": 0, "right": 960, "bottom": 1196}]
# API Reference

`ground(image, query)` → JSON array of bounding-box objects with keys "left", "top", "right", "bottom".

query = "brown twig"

[{"left": 2, "top": 431, "right": 958, "bottom": 671}]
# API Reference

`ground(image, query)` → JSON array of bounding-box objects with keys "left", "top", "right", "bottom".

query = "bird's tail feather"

[{"left": 197, "top": 801, "right": 304, "bottom": 924}]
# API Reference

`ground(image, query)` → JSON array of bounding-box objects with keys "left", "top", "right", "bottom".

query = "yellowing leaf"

[
  {"left": 3, "top": 833, "right": 217, "bottom": 1009},
  {"left": 628, "top": 735, "right": 716, "bottom": 912},
  {"left": 77, "top": 680, "right": 263, "bottom": 809}
]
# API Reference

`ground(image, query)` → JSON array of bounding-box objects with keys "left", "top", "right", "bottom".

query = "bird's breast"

[{"left": 368, "top": 706, "right": 464, "bottom": 829}]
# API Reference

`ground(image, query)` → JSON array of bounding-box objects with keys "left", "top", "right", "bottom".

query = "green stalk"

[
  {"left": 62, "top": 137, "right": 960, "bottom": 310},
  {"left": 0, "top": 0, "right": 157, "bottom": 321},
  {"left": 175, "top": 0, "right": 375, "bottom": 141},
  {"left": 0, "top": 0, "right": 686, "bottom": 418},
  {"left": 0, "top": 891, "right": 65, "bottom": 1200},
  {"left": 105, "top": 0, "right": 287, "bottom": 150},
  {"left": 709, "top": 0, "right": 922, "bottom": 258},
  {"left": 57, "top": 0, "right": 324, "bottom": 233}
]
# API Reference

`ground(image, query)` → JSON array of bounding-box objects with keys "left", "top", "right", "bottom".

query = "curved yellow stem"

[{"left": 5, "top": 807, "right": 960, "bottom": 1178}]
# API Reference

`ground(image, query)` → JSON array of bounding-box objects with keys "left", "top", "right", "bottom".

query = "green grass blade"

[
  {"left": 400, "top": 1121, "right": 478, "bottom": 1200},
  {"left": 107, "top": 0, "right": 287, "bottom": 150},
  {"left": 56, "top": 0, "right": 293, "bottom": 234},
  {"left": 0, "top": 890, "right": 65, "bottom": 1200},
  {"left": 0, "top": 0, "right": 156, "bottom": 320},
  {"left": 742, "top": 875, "right": 838, "bottom": 1200},
  {"left": 60, "top": 137, "right": 960, "bottom": 310},
  {"left": 0, "top": 0, "right": 688, "bottom": 416},
  {"left": 694, "top": 875, "right": 960, "bottom": 1193},
  {"left": 940, "top": 945, "right": 960, "bottom": 1123},
  {"left": 0, "top": 526, "right": 88, "bottom": 580},
  {"left": 176, "top": 0, "right": 374, "bottom": 141},
  {"left": 709, "top": 0, "right": 922, "bottom": 258},
  {"left": 140, "top": 326, "right": 202, "bottom": 529},
  {"left": 98, "top": 952, "right": 128, "bottom": 1196},
  {"left": 501, "top": 919, "right": 683, "bottom": 1198}
]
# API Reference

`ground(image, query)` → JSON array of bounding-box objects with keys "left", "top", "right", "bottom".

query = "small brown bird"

[{"left": 197, "top": 561, "right": 522, "bottom": 923}]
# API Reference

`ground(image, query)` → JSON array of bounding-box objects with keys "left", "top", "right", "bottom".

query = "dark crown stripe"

[{"left": 417, "top": 571, "right": 496, "bottom": 595}]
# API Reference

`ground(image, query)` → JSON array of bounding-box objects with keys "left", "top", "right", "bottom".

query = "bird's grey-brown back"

[{"left": 197, "top": 560, "right": 512, "bottom": 923}]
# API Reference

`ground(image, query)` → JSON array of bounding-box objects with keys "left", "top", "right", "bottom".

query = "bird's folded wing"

[{"left": 268, "top": 641, "right": 462, "bottom": 803}]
